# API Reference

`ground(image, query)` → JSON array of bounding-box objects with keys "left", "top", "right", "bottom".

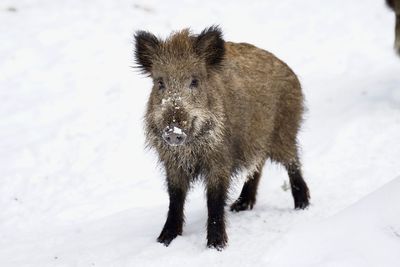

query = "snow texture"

[
  {"left": 1, "top": 0, "right": 400, "bottom": 266},
  {"left": 267, "top": 176, "right": 400, "bottom": 267},
  {"left": 172, "top": 126, "right": 183, "bottom": 135}
]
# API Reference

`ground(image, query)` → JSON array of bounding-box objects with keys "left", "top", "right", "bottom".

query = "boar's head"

[{"left": 134, "top": 26, "right": 226, "bottom": 149}]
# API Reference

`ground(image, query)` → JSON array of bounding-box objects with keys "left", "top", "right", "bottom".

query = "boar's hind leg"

[
  {"left": 230, "top": 169, "right": 261, "bottom": 212},
  {"left": 286, "top": 162, "right": 310, "bottom": 209},
  {"left": 206, "top": 176, "right": 229, "bottom": 250},
  {"left": 157, "top": 178, "right": 188, "bottom": 246},
  {"left": 395, "top": 15, "right": 400, "bottom": 55}
]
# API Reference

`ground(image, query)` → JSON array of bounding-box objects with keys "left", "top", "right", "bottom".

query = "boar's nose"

[{"left": 162, "top": 125, "right": 187, "bottom": 146}]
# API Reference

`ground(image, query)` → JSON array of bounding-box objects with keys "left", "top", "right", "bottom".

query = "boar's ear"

[
  {"left": 194, "top": 26, "right": 225, "bottom": 69},
  {"left": 134, "top": 31, "right": 160, "bottom": 74}
]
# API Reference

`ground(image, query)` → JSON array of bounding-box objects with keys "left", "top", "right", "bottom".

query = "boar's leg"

[
  {"left": 157, "top": 177, "right": 188, "bottom": 246},
  {"left": 286, "top": 162, "right": 310, "bottom": 209},
  {"left": 395, "top": 15, "right": 400, "bottom": 55},
  {"left": 230, "top": 169, "right": 261, "bottom": 212},
  {"left": 206, "top": 176, "right": 229, "bottom": 250}
]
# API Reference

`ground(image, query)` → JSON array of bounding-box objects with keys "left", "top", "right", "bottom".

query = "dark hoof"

[
  {"left": 294, "top": 199, "right": 309, "bottom": 209},
  {"left": 207, "top": 233, "right": 228, "bottom": 251},
  {"left": 157, "top": 229, "right": 181, "bottom": 246},
  {"left": 293, "top": 190, "right": 310, "bottom": 210},
  {"left": 230, "top": 198, "right": 255, "bottom": 212}
]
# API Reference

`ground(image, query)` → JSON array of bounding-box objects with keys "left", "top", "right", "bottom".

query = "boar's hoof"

[
  {"left": 157, "top": 229, "right": 181, "bottom": 246},
  {"left": 207, "top": 230, "right": 228, "bottom": 250},
  {"left": 293, "top": 192, "right": 310, "bottom": 210},
  {"left": 230, "top": 198, "right": 255, "bottom": 212},
  {"left": 294, "top": 199, "right": 309, "bottom": 210}
]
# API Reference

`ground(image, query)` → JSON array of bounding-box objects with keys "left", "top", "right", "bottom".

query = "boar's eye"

[
  {"left": 157, "top": 79, "right": 165, "bottom": 90},
  {"left": 190, "top": 78, "right": 199, "bottom": 89}
]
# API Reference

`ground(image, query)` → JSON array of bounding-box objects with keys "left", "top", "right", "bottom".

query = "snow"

[
  {"left": 1, "top": 0, "right": 400, "bottom": 266},
  {"left": 172, "top": 126, "right": 183, "bottom": 135},
  {"left": 164, "top": 125, "right": 184, "bottom": 135},
  {"left": 266, "top": 177, "right": 400, "bottom": 267}
]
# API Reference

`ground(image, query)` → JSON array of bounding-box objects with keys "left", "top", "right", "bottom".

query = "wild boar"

[
  {"left": 134, "top": 26, "right": 310, "bottom": 250},
  {"left": 387, "top": 0, "right": 400, "bottom": 55}
]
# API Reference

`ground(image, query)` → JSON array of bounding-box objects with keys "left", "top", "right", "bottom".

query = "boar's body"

[
  {"left": 135, "top": 27, "right": 309, "bottom": 250},
  {"left": 217, "top": 42, "right": 303, "bottom": 171},
  {"left": 147, "top": 42, "right": 303, "bottom": 184}
]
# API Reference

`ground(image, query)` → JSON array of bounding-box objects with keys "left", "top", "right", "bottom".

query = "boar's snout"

[{"left": 162, "top": 124, "right": 187, "bottom": 146}]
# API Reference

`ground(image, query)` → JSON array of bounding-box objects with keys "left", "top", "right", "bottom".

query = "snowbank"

[{"left": 267, "top": 177, "right": 400, "bottom": 267}]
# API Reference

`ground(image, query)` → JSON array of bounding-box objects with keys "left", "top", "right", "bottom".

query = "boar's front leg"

[
  {"left": 157, "top": 174, "right": 189, "bottom": 246},
  {"left": 206, "top": 173, "right": 229, "bottom": 250}
]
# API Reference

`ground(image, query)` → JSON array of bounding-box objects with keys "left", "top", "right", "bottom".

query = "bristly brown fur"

[{"left": 134, "top": 26, "right": 310, "bottom": 250}]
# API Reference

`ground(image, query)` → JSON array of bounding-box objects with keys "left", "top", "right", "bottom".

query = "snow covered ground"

[
  {"left": 0, "top": 0, "right": 399, "bottom": 266},
  {"left": 267, "top": 176, "right": 400, "bottom": 267}
]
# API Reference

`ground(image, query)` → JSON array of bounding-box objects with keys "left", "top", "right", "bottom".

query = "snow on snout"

[
  {"left": 161, "top": 98, "right": 171, "bottom": 106},
  {"left": 165, "top": 125, "right": 185, "bottom": 135},
  {"left": 172, "top": 126, "right": 183, "bottom": 134}
]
